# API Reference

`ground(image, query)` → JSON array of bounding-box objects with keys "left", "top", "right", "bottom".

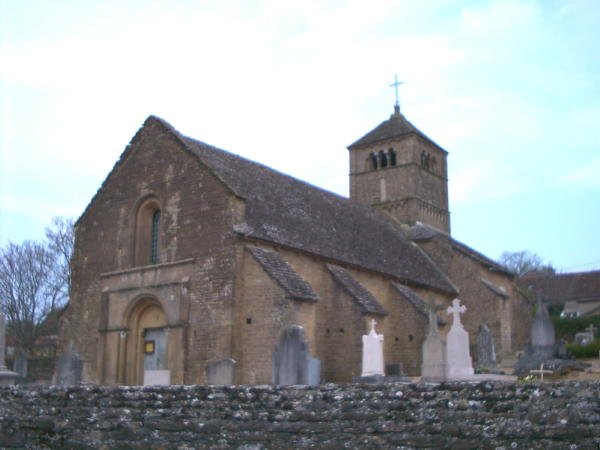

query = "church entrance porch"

[{"left": 97, "top": 259, "right": 194, "bottom": 385}]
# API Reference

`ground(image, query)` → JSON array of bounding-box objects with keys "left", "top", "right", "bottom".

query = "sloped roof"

[
  {"left": 519, "top": 270, "right": 600, "bottom": 303},
  {"left": 348, "top": 107, "right": 443, "bottom": 151},
  {"left": 135, "top": 117, "right": 456, "bottom": 295},
  {"left": 481, "top": 278, "right": 510, "bottom": 299},
  {"left": 405, "top": 222, "right": 514, "bottom": 277},
  {"left": 247, "top": 246, "right": 318, "bottom": 302},
  {"left": 326, "top": 264, "right": 387, "bottom": 316},
  {"left": 391, "top": 282, "right": 446, "bottom": 325}
]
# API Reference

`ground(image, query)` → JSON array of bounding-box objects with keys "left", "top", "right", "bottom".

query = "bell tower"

[{"left": 348, "top": 101, "right": 450, "bottom": 233}]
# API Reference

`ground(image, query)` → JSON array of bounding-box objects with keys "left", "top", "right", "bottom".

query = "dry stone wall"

[{"left": 0, "top": 381, "right": 599, "bottom": 449}]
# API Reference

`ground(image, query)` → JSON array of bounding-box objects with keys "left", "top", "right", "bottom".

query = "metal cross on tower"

[{"left": 390, "top": 74, "right": 404, "bottom": 111}]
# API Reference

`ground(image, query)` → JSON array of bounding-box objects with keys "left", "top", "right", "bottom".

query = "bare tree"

[
  {"left": 498, "top": 250, "right": 554, "bottom": 276},
  {"left": 0, "top": 217, "right": 74, "bottom": 355},
  {"left": 45, "top": 217, "right": 75, "bottom": 307},
  {"left": 0, "top": 241, "right": 60, "bottom": 354}
]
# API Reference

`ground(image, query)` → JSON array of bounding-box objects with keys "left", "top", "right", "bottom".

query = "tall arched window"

[
  {"left": 388, "top": 148, "right": 397, "bottom": 166},
  {"left": 379, "top": 150, "right": 388, "bottom": 168},
  {"left": 150, "top": 210, "right": 160, "bottom": 264},
  {"left": 134, "top": 198, "right": 161, "bottom": 266},
  {"left": 370, "top": 152, "right": 378, "bottom": 170}
]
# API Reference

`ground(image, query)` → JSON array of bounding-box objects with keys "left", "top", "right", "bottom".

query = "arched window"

[
  {"left": 388, "top": 148, "right": 397, "bottom": 166},
  {"left": 150, "top": 210, "right": 160, "bottom": 264},
  {"left": 370, "top": 152, "right": 378, "bottom": 170},
  {"left": 379, "top": 150, "right": 388, "bottom": 168},
  {"left": 134, "top": 198, "right": 161, "bottom": 266}
]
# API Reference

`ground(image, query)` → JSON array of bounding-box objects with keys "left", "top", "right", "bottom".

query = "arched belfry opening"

[
  {"left": 124, "top": 297, "right": 169, "bottom": 385},
  {"left": 134, "top": 197, "right": 161, "bottom": 266}
]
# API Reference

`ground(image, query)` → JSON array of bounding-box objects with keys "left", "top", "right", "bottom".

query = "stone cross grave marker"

[
  {"left": 585, "top": 324, "right": 597, "bottom": 339},
  {"left": 446, "top": 298, "right": 474, "bottom": 379},
  {"left": 361, "top": 319, "right": 384, "bottom": 377},
  {"left": 529, "top": 362, "right": 553, "bottom": 382}
]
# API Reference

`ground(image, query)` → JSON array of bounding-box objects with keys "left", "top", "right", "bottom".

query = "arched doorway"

[{"left": 125, "top": 298, "right": 169, "bottom": 385}]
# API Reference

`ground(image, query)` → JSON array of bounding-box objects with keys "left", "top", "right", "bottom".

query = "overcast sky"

[{"left": 1, "top": 0, "right": 599, "bottom": 272}]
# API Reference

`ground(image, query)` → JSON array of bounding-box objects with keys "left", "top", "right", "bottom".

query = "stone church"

[{"left": 58, "top": 104, "right": 532, "bottom": 385}]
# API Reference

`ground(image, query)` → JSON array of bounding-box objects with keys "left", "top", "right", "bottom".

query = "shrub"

[
  {"left": 566, "top": 339, "right": 600, "bottom": 359},
  {"left": 551, "top": 315, "right": 600, "bottom": 341}
]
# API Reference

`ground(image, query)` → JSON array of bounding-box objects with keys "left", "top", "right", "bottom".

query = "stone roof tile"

[
  {"left": 151, "top": 117, "right": 458, "bottom": 295},
  {"left": 348, "top": 109, "right": 442, "bottom": 150},
  {"left": 326, "top": 264, "right": 387, "bottom": 316},
  {"left": 391, "top": 282, "right": 446, "bottom": 325},
  {"left": 481, "top": 278, "right": 510, "bottom": 299},
  {"left": 79, "top": 116, "right": 457, "bottom": 295},
  {"left": 247, "top": 246, "right": 318, "bottom": 302},
  {"left": 405, "top": 222, "right": 514, "bottom": 277},
  {"left": 519, "top": 270, "right": 600, "bottom": 303}
]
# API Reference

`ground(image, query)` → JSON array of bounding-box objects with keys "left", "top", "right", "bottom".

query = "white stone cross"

[
  {"left": 447, "top": 298, "right": 467, "bottom": 329},
  {"left": 529, "top": 363, "right": 553, "bottom": 382},
  {"left": 585, "top": 324, "right": 597, "bottom": 339},
  {"left": 370, "top": 319, "right": 377, "bottom": 333},
  {"left": 361, "top": 319, "right": 384, "bottom": 377}
]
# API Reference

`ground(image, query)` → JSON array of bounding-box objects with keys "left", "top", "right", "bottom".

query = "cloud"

[{"left": 559, "top": 156, "right": 600, "bottom": 187}]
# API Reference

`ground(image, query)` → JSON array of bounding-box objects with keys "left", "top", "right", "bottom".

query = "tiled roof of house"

[
  {"left": 137, "top": 117, "right": 457, "bottom": 295},
  {"left": 247, "top": 246, "right": 318, "bottom": 302},
  {"left": 519, "top": 270, "right": 600, "bottom": 303},
  {"left": 391, "top": 282, "right": 446, "bottom": 325},
  {"left": 348, "top": 108, "right": 443, "bottom": 151},
  {"left": 326, "top": 264, "right": 387, "bottom": 316},
  {"left": 405, "top": 222, "right": 514, "bottom": 277}
]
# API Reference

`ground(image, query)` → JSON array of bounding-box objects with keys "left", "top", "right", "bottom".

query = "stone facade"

[
  {"left": 407, "top": 225, "right": 532, "bottom": 360},
  {"left": 58, "top": 110, "right": 532, "bottom": 385}
]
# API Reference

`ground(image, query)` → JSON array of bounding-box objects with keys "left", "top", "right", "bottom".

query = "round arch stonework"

[{"left": 124, "top": 297, "right": 169, "bottom": 385}]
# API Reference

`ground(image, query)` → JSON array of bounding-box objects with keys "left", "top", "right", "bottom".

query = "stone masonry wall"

[{"left": 1, "top": 381, "right": 598, "bottom": 449}]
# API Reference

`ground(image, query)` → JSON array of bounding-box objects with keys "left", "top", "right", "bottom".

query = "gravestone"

[
  {"left": 421, "top": 303, "right": 447, "bottom": 381},
  {"left": 514, "top": 297, "right": 582, "bottom": 375},
  {"left": 530, "top": 297, "right": 555, "bottom": 359},
  {"left": 12, "top": 353, "right": 28, "bottom": 380},
  {"left": 385, "top": 363, "right": 404, "bottom": 377},
  {"left": 272, "top": 325, "right": 320, "bottom": 386},
  {"left": 0, "top": 312, "right": 18, "bottom": 386},
  {"left": 575, "top": 332, "right": 593, "bottom": 346},
  {"left": 307, "top": 357, "right": 321, "bottom": 386},
  {"left": 55, "top": 351, "right": 83, "bottom": 386},
  {"left": 206, "top": 358, "right": 236, "bottom": 385},
  {"left": 361, "top": 320, "right": 384, "bottom": 377},
  {"left": 445, "top": 298, "right": 474, "bottom": 379},
  {"left": 476, "top": 323, "right": 497, "bottom": 371},
  {"left": 354, "top": 320, "right": 410, "bottom": 383}
]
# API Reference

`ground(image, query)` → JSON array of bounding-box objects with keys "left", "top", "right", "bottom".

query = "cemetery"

[{"left": 1, "top": 301, "right": 600, "bottom": 448}]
